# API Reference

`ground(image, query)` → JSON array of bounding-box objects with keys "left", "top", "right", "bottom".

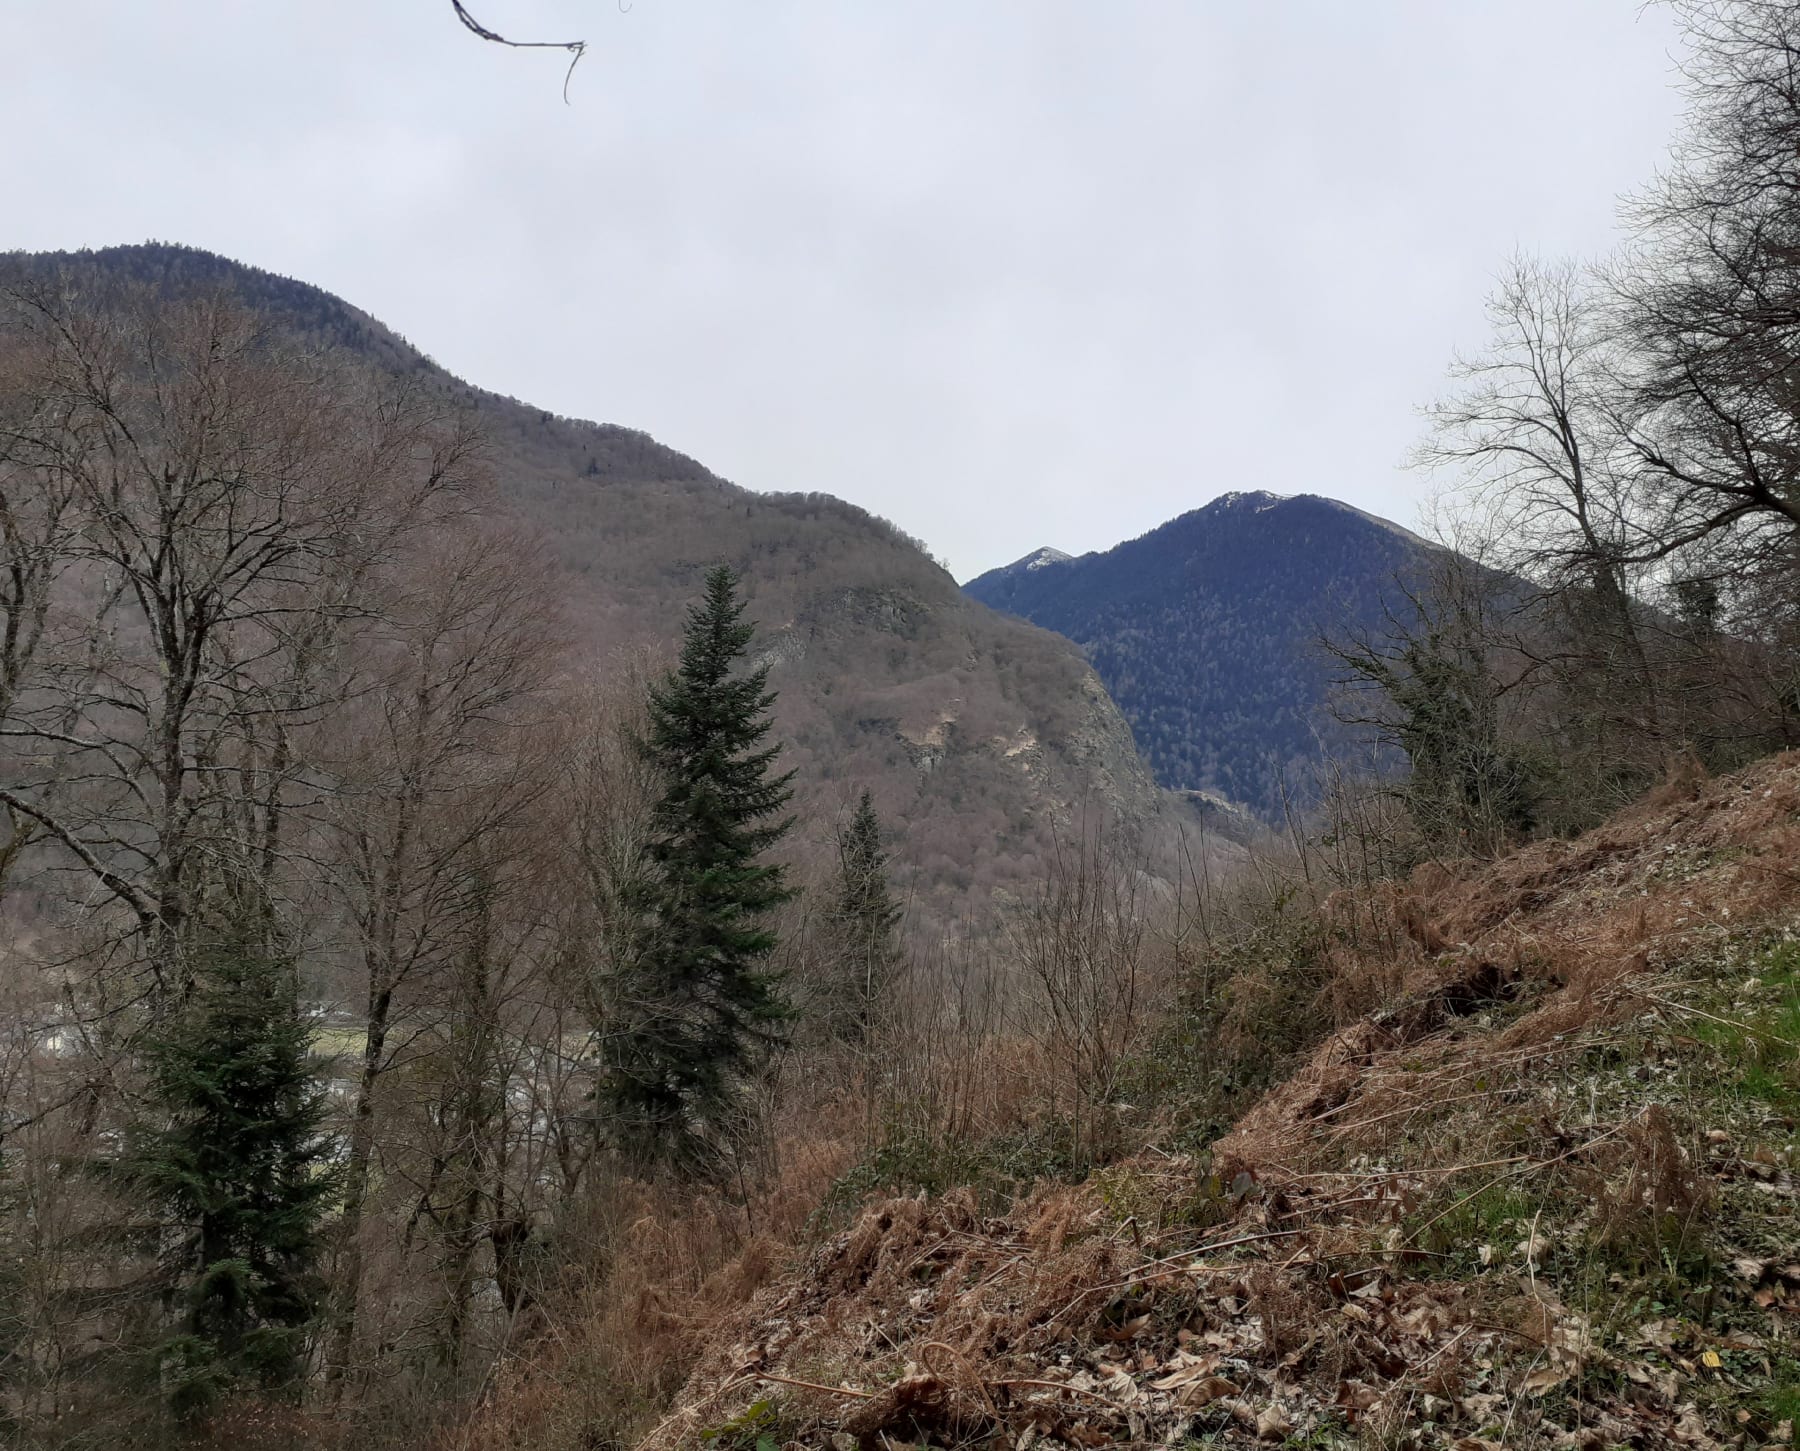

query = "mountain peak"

[
  {"left": 966, "top": 491, "right": 1434, "bottom": 817},
  {"left": 1195, "top": 490, "right": 1433, "bottom": 548},
  {"left": 1207, "top": 489, "right": 1292, "bottom": 512}
]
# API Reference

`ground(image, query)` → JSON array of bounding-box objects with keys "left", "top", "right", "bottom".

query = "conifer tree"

[
  {"left": 116, "top": 929, "right": 335, "bottom": 1420},
  {"left": 604, "top": 566, "right": 796, "bottom": 1177},
  {"left": 825, "top": 789, "right": 902, "bottom": 1042}
]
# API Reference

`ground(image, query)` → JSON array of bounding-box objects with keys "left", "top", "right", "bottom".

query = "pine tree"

[
  {"left": 116, "top": 930, "right": 335, "bottom": 1420},
  {"left": 604, "top": 565, "right": 796, "bottom": 1177},
  {"left": 825, "top": 789, "right": 902, "bottom": 1042}
]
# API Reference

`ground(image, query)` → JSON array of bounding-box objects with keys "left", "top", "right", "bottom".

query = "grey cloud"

[{"left": 8, "top": 1, "right": 1685, "bottom": 577}]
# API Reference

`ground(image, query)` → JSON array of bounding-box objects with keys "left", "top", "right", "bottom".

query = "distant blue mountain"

[{"left": 965, "top": 491, "right": 1432, "bottom": 817}]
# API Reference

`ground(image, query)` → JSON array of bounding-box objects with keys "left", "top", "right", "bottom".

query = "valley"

[{"left": 4, "top": 5, "right": 1800, "bottom": 1447}]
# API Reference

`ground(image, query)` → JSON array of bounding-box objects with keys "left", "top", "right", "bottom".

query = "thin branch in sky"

[{"left": 450, "top": 1, "right": 589, "bottom": 103}]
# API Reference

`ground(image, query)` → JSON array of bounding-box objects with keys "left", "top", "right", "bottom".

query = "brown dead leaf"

[
  {"left": 1177, "top": 1376, "right": 1240, "bottom": 1409},
  {"left": 1099, "top": 1367, "right": 1139, "bottom": 1407},
  {"left": 1099, "top": 1313, "right": 1150, "bottom": 1342},
  {"left": 1148, "top": 1353, "right": 1219, "bottom": 1390},
  {"left": 1398, "top": 1301, "right": 1453, "bottom": 1337},
  {"left": 1671, "top": 1402, "right": 1720, "bottom": 1445},
  {"left": 1521, "top": 1364, "right": 1569, "bottom": 1395},
  {"left": 1623, "top": 1358, "right": 1683, "bottom": 1402}
]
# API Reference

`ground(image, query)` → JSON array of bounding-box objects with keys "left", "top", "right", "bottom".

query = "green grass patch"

[
  {"left": 309, "top": 1025, "right": 366, "bottom": 1063},
  {"left": 1766, "top": 1354, "right": 1800, "bottom": 1432},
  {"left": 1690, "top": 936, "right": 1800, "bottom": 1113},
  {"left": 1411, "top": 1180, "right": 1542, "bottom": 1268}
]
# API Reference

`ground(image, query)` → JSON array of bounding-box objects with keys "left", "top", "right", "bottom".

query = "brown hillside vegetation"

[
  {"left": 5, "top": 244, "right": 1171, "bottom": 922},
  {"left": 563, "top": 755, "right": 1800, "bottom": 1451},
  {"left": 0, "top": 249, "right": 1215, "bottom": 1449}
]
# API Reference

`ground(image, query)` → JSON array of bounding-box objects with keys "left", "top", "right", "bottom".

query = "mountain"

[
  {"left": 10, "top": 243, "right": 1171, "bottom": 914},
  {"left": 1006, "top": 547, "right": 1075, "bottom": 574},
  {"left": 965, "top": 490, "right": 1433, "bottom": 817}
]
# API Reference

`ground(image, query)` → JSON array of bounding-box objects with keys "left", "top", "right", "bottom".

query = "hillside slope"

[
  {"left": 966, "top": 491, "right": 1433, "bottom": 818},
  {"left": 12, "top": 243, "right": 1166, "bottom": 912},
  {"left": 643, "top": 755, "right": 1800, "bottom": 1449}
]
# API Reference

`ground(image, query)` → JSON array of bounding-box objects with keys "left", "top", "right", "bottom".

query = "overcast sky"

[{"left": 9, "top": 2, "right": 1688, "bottom": 579}]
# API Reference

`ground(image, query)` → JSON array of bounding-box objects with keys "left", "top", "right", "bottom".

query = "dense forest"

[{"left": 965, "top": 492, "right": 1431, "bottom": 817}]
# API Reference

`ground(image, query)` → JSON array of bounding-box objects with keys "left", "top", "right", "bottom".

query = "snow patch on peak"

[
  {"left": 1204, "top": 491, "right": 1435, "bottom": 547},
  {"left": 1211, "top": 489, "right": 1292, "bottom": 512},
  {"left": 1315, "top": 499, "right": 1436, "bottom": 549},
  {"left": 1000, "top": 547, "right": 1065, "bottom": 572}
]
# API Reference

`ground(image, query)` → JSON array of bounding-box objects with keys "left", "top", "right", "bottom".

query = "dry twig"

[
  {"left": 451, "top": 1, "right": 589, "bottom": 102},
  {"left": 748, "top": 1370, "right": 876, "bottom": 1402}
]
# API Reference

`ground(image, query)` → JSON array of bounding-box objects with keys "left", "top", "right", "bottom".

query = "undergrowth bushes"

[
  {"left": 1131, "top": 884, "right": 1335, "bottom": 1148},
  {"left": 822, "top": 1110, "right": 1092, "bottom": 1215},
  {"left": 820, "top": 816, "right": 1411, "bottom": 1211},
  {"left": 453, "top": 757, "right": 1800, "bottom": 1451}
]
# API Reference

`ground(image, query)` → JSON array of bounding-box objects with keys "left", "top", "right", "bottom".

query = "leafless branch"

[{"left": 450, "top": 1, "right": 588, "bottom": 103}]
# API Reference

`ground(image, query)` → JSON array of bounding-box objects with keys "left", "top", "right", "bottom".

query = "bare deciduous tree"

[
  {"left": 1420, "top": 254, "right": 1663, "bottom": 756},
  {"left": 318, "top": 521, "right": 559, "bottom": 1393},
  {"left": 0, "top": 281, "right": 481, "bottom": 996},
  {"left": 1614, "top": 1, "right": 1800, "bottom": 629},
  {"left": 1011, "top": 820, "right": 1151, "bottom": 1167}
]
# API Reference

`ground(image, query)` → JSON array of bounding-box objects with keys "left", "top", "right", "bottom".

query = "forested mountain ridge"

[
  {"left": 965, "top": 490, "right": 1434, "bottom": 817},
  {"left": 13, "top": 243, "right": 1166, "bottom": 911}
]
